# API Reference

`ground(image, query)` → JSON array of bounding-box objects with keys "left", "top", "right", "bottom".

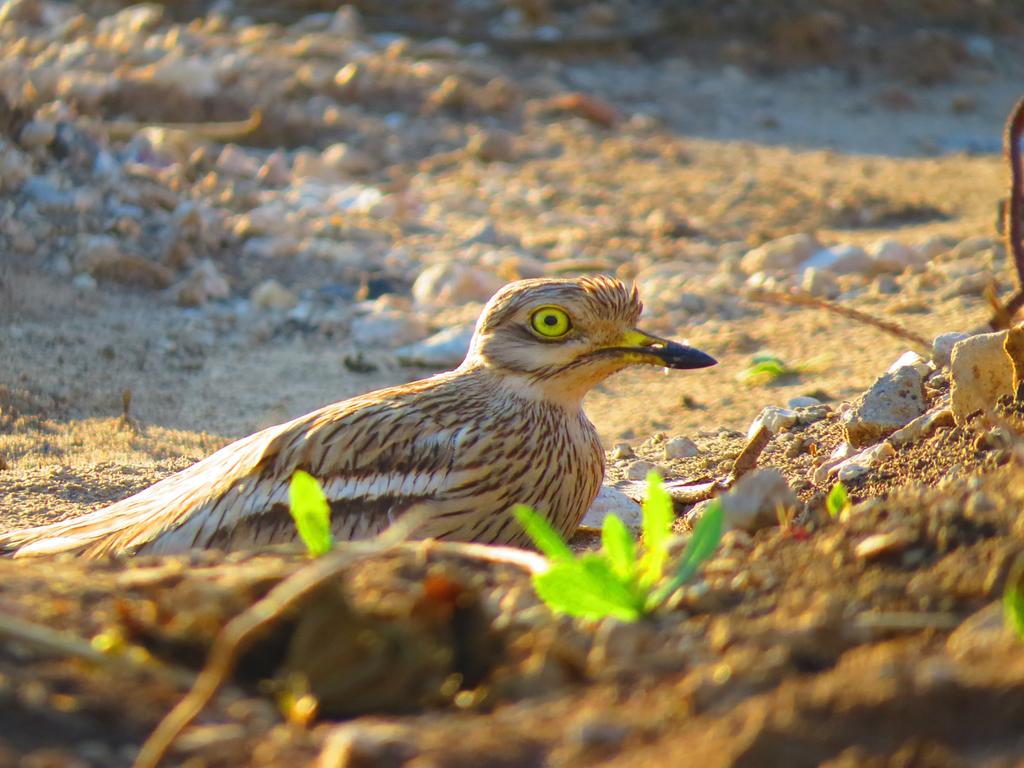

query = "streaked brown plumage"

[{"left": 0, "top": 276, "right": 715, "bottom": 558}]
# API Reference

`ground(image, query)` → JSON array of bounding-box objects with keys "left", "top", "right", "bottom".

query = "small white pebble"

[
  {"left": 611, "top": 442, "right": 635, "bottom": 460},
  {"left": 664, "top": 436, "right": 699, "bottom": 459},
  {"left": 625, "top": 460, "right": 657, "bottom": 481}
]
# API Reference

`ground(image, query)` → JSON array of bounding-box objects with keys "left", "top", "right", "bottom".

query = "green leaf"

[
  {"left": 513, "top": 504, "right": 574, "bottom": 562},
  {"left": 739, "top": 353, "right": 803, "bottom": 386},
  {"left": 1003, "top": 555, "right": 1024, "bottom": 640},
  {"left": 601, "top": 514, "right": 636, "bottom": 581},
  {"left": 826, "top": 481, "right": 849, "bottom": 519},
  {"left": 648, "top": 499, "right": 724, "bottom": 609},
  {"left": 751, "top": 352, "right": 785, "bottom": 365},
  {"left": 639, "top": 471, "right": 672, "bottom": 586},
  {"left": 288, "top": 470, "right": 334, "bottom": 557},
  {"left": 532, "top": 556, "right": 643, "bottom": 622}
]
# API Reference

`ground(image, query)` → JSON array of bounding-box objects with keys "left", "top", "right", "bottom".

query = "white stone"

[
  {"left": 216, "top": 144, "right": 261, "bottom": 177},
  {"left": 888, "top": 407, "right": 954, "bottom": 448},
  {"left": 394, "top": 324, "right": 474, "bottom": 368},
  {"left": 952, "top": 236, "right": 994, "bottom": 260},
  {"left": 867, "top": 239, "right": 918, "bottom": 273},
  {"left": 97, "top": 3, "right": 164, "bottom": 34},
  {"left": 887, "top": 350, "right": 931, "bottom": 377},
  {"left": 143, "top": 56, "right": 220, "bottom": 97},
  {"left": 328, "top": 5, "right": 364, "bottom": 37},
  {"left": 18, "top": 119, "right": 56, "bottom": 150},
  {"left": 949, "top": 330, "right": 1013, "bottom": 425},
  {"left": 610, "top": 443, "right": 635, "bottom": 460},
  {"left": 932, "top": 331, "right": 972, "bottom": 367},
  {"left": 788, "top": 395, "right": 822, "bottom": 408},
  {"left": 250, "top": 279, "right": 297, "bottom": 310},
  {"left": 322, "top": 143, "right": 375, "bottom": 175},
  {"left": 740, "top": 233, "right": 818, "bottom": 275},
  {"left": 292, "top": 149, "right": 339, "bottom": 182},
  {"left": 625, "top": 460, "right": 658, "bottom": 481},
  {"left": 719, "top": 469, "right": 799, "bottom": 533},
  {"left": 664, "top": 437, "right": 699, "bottom": 459},
  {"left": 580, "top": 485, "right": 642, "bottom": 530},
  {"left": 799, "top": 244, "right": 871, "bottom": 276},
  {"left": 411, "top": 262, "right": 504, "bottom": 306},
  {"left": 942, "top": 272, "right": 989, "bottom": 298},
  {"left": 811, "top": 441, "right": 858, "bottom": 485},
  {"left": 351, "top": 311, "right": 428, "bottom": 349},
  {"left": 241, "top": 236, "right": 298, "bottom": 260},
  {"left": 71, "top": 272, "right": 97, "bottom": 291},
  {"left": 174, "top": 260, "right": 230, "bottom": 307},
  {"left": 300, "top": 238, "right": 367, "bottom": 267},
  {"left": 915, "top": 234, "right": 956, "bottom": 262},
  {"left": 74, "top": 233, "right": 121, "bottom": 272},
  {"left": 0, "top": 142, "right": 32, "bottom": 192},
  {"left": 828, "top": 441, "right": 896, "bottom": 483},
  {"left": 799, "top": 266, "right": 840, "bottom": 298},
  {"left": 842, "top": 366, "right": 926, "bottom": 447},
  {"left": 131, "top": 126, "right": 193, "bottom": 165},
  {"left": 748, "top": 406, "right": 798, "bottom": 438}
]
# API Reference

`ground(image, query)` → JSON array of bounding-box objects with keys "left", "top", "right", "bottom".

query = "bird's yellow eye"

[{"left": 530, "top": 306, "right": 572, "bottom": 338}]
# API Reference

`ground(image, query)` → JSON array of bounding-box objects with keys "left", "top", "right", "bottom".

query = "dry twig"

[
  {"left": 103, "top": 110, "right": 263, "bottom": 142},
  {"left": 730, "top": 424, "right": 772, "bottom": 480},
  {"left": 0, "top": 613, "right": 194, "bottom": 688},
  {"left": 747, "top": 288, "right": 930, "bottom": 350},
  {"left": 991, "top": 95, "right": 1024, "bottom": 327}
]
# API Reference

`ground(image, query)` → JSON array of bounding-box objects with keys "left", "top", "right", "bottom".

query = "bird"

[{"left": 0, "top": 275, "right": 716, "bottom": 558}]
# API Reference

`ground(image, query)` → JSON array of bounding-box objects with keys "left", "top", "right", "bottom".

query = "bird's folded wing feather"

[{"left": 1, "top": 389, "right": 471, "bottom": 558}]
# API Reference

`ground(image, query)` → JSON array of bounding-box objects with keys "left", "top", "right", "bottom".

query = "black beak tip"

[{"left": 661, "top": 344, "right": 717, "bottom": 370}]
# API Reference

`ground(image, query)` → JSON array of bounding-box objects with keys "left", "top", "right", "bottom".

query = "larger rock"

[
  {"left": 412, "top": 263, "right": 504, "bottom": 306},
  {"left": 75, "top": 234, "right": 173, "bottom": 289},
  {"left": 867, "top": 238, "right": 919, "bottom": 273},
  {"left": 932, "top": 331, "right": 972, "bottom": 368},
  {"left": 740, "top": 234, "right": 818, "bottom": 275},
  {"left": 351, "top": 311, "right": 428, "bottom": 349},
  {"left": 395, "top": 324, "right": 474, "bottom": 368},
  {"left": 950, "top": 330, "right": 1013, "bottom": 425},
  {"left": 580, "top": 485, "right": 642, "bottom": 530},
  {"left": 842, "top": 366, "right": 926, "bottom": 447},
  {"left": 718, "top": 469, "right": 799, "bottom": 533},
  {"left": 799, "top": 244, "right": 872, "bottom": 276}
]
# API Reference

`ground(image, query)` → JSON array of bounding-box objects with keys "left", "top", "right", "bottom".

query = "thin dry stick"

[
  {"left": 133, "top": 540, "right": 546, "bottom": 768},
  {"left": 0, "top": 613, "right": 194, "bottom": 688},
  {"left": 746, "top": 288, "right": 930, "bottom": 350},
  {"left": 730, "top": 424, "right": 772, "bottom": 480},
  {"left": 993, "top": 95, "right": 1024, "bottom": 326},
  {"left": 103, "top": 110, "right": 263, "bottom": 142}
]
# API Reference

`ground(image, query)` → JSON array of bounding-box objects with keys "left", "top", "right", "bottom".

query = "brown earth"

[{"left": 2, "top": 2, "right": 1024, "bottom": 766}]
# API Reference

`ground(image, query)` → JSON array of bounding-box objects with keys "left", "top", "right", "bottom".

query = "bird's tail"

[
  {"left": 0, "top": 426, "right": 293, "bottom": 559},
  {"left": 0, "top": 492, "right": 169, "bottom": 558}
]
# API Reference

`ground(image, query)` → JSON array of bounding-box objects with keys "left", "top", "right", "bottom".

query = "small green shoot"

[
  {"left": 1003, "top": 554, "right": 1024, "bottom": 640},
  {"left": 514, "top": 472, "right": 724, "bottom": 622},
  {"left": 288, "top": 470, "right": 334, "bottom": 557},
  {"left": 826, "top": 481, "right": 850, "bottom": 519},
  {"left": 738, "top": 353, "right": 805, "bottom": 386}
]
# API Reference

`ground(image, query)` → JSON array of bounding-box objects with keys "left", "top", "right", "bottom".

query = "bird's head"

[{"left": 461, "top": 276, "right": 716, "bottom": 404}]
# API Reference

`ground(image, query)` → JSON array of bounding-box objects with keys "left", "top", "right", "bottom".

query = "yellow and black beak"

[{"left": 612, "top": 329, "right": 717, "bottom": 370}]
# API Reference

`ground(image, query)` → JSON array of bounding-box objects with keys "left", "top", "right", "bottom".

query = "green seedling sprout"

[
  {"left": 738, "top": 353, "right": 806, "bottom": 386},
  {"left": 514, "top": 472, "right": 724, "bottom": 622},
  {"left": 826, "top": 481, "right": 850, "bottom": 519},
  {"left": 1003, "top": 554, "right": 1024, "bottom": 640},
  {"left": 288, "top": 470, "right": 334, "bottom": 557}
]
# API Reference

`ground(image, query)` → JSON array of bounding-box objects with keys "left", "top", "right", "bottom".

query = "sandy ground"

[{"left": 0, "top": 79, "right": 1009, "bottom": 526}]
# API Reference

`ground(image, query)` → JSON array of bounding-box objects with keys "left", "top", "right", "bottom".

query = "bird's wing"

[{"left": 2, "top": 383, "right": 473, "bottom": 558}]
